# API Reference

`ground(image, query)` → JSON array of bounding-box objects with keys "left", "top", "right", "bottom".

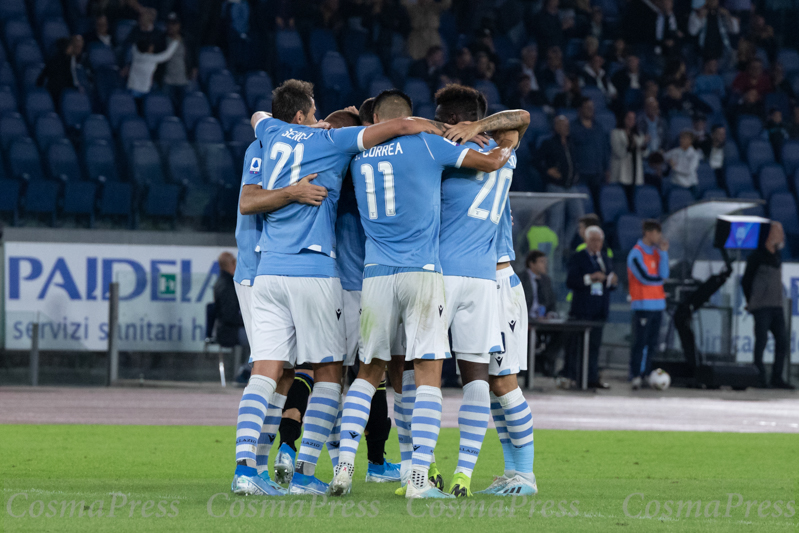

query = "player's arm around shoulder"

[
  {"left": 459, "top": 129, "right": 519, "bottom": 172},
  {"left": 360, "top": 117, "right": 450, "bottom": 150},
  {"left": 445, "top": 109, "right": 531, "bottom": 148}
]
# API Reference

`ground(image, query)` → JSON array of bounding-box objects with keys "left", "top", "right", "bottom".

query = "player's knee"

[{"left": 489, "top": 374, "right": 518, "bottom": 396}]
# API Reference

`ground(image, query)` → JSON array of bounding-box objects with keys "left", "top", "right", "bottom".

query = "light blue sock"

[
  {"left": 255, "top": 392, "right": 286, "bottom": 474},
  {"left": 397, "top": 370, "right": 416, "bottom": 481},
  {"left": 454, "top": 380, "right": 490, "bottom": 477},
  {"left": 411, "top": 385, "right": 442, "bottom": 488},
  {"left": 326, "top": 399, "right": 343, "bottom": 468},
  {"left": 235, "top": 375, "right": 276, "bottom": 467},
  {"left": 296, "top": 381, "right": 341, "bottom": 476},
  {"left": 490, "top": 392, "right": 516, "bottom": 477},
  {"left": 337, "top": 379, "right": 376, "bottom": 468},
  {"left": 499, "top": 387, "right": 534, "bottom": 476}
]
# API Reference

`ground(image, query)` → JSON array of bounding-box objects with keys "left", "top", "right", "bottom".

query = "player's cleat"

[
  {"left": 232, "top": 464, "right": 288, "bottom": 496},
  {"left": 406, "top": 480, "right": 456, "bottom": 499},
  {"left": 475, "top": 475, "right": 512, "bottom": 494},
  {"left": 448, "top": 472, "right": 472, "bottom": 497},
  {"left": 428, "top": 462, "right": 444, "bottom": 490},
  {"left": 365, "top": 460, "right": 401, "bottom": 483},
  {"left": 328, "top": 462, "right": 354, "bottom": 496},
  {"left": 495, "top": 474, "right": 538, "bottom": 496},
  {"left": 274, "top": 443, "right": 295, "bottom": 484},
  {"left": 288, "top": 473, "right": 329, "bottom": 496},
  {"left": 394, "top": 484, "right": 407, "bottom": 496}
]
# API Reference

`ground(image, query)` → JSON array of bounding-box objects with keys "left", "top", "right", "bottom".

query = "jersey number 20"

[
  {"left": 468, "top": 168, "right": 513, "bottom": 224},
  {"left": 360, "top": 162, "right": 395, "bottom": 219}
]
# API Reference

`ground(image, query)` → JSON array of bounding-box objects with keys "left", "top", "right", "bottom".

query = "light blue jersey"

[
  {"left": 495, "top": 153, "right": 518, "bottom": 263},
  {"left": 335, "top": 174, "right": 366, "bottom": 291},
  {"left": 233, "top": 140, "right": 264, "bottom": 285},
  {"left": 440, "top": 139, "right": 516, "bottom": 280},
  {"left": 350, "top": 133, "right": 468, "bottom": 271},
  {"left": 253, "top": 116, "right": 366, "bottom": 278}
]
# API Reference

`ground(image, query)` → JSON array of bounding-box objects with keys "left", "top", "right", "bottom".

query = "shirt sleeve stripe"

[
  {"left": 455, "top": 148, "right": 469, "bottom": 169},
  {"left": 357, "top": 128, "right": 366, "bottom": 152}
]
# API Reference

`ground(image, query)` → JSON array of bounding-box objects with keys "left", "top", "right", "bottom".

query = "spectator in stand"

[
  {"left": 589, "top": 6, "right": 604, "bottom": 40},
  {"left": 610, "top": 110, "right": 646, "bottom": 200},
  {"left": 660, "top": 58, "right": 688, "bottom": 90},
  {"left": 409, "top": 45, "right": 446, "bottom": 91},
  {"left": 530, "top": 0, "right": 572, "bottom": 53},
  {"left": 470, "top": 27, "right": 501, "bottom": 67},
  {"left": 763, "top": 108, "right": 790, "bottom": 162},
  {"left": 622, "top": 0, "right": 660, "bottom": 55},
  {"left": 87, "top": 0, "right": 142, "bottom": 24},
  {"left": 627, "top": 219, "right": 669, "bottom": 389},
  {"left": 474, "top": 51, "right": 496, "bottom": 82},
  {"left": 657, "top": 0, "right": 682, "bottom": 59},
  {"left": 637, "top": 97, "right": 666, "bottom": 154},
  {"left": 213, "top": 252, "right": 247, "bottom": 349},
  {"left": 315, "top": 0, "right": 344, "bottom": 34},
  {"left": 701, "top": 124, "right": 727, "bottom": 181},
  {"left": 126, "top": 8, "right": 165, "bottom": 53},
  {"left": 688, "top": 0, "right": 740, "bottom": 64},
  {"left": 611, "top": 54, "right": 647, "bottom": 99},
  {"left": 36, "top": 38, "right": 81, "bottom": 109},
  {"left": 735, "top": 37, "right": 756, "bottom": 71},
  {"left": 404, "top": 0, "right": 452, "bottom": 60},
  {"left": 512, "top": 44, "right": 542, "bottom": 93},
  {"left": 523, "top": 250, "right": 562, "bottom": 378},
  {"left": 772, "top": 63, "right": 797, "bottom": 107},
  {"left": 127, "top": 38, "right": 180, "bottom": 100},
  {"left": 581, "top": 55, "right": 617, "bottom": 101},
  {"left": 747, "top": 14, "right": 777, "bottom": 63},
  {"left": 571, "top": 97, "right": 609, "bottom": 198},
  {"left": 665, "top": 130, "right": 701, "bottom": 193},
  {"left": 84, "top": 14, "right": 114, "bottom": 48},
  {"left": 265, "top": 0, "right": 295, "bottom": 30},
  {"left": 606, "top": 38, "right": 627, "bottom": 71},
  {"left": 692, "top": 113, "right": 710, "bottom": 153},
  {"left": 509, "top": 74, "right": 550, "bottom": 108},
  {"left": 539, "top": 46, "right": 567, "bottom": 89},
  {"left": 538, "top": 115, "right": 584, "bottom": 249},
  {"left": 553, "top": 73, "right": 583, "bottom": 108},
  {"left": 579, "top": 35, "right": 600, "bottom": 63},
  {"left": 732, "top": 59, "right": 773, "bottom": 102},
  {"left": 442, "top": 47, "right": 474, "bottom": 86},
  {"left": 162, "top": 13, "right": 196, "bottom": 106},
  {"left": 644, "top": 151, "right": 666, "bottom": 188},
  {"left": 660, "top": 83, "right": 713, "bottom": 117},
  {"left": 693, "top": 58, "right": 726, "bottom": 99},
  {"left": 789, "top": 107, "right": 799, "bottom": 139}
]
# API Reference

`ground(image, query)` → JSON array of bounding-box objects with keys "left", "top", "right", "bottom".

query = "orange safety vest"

[{"left": 627, "top": 244, "right": 666, "bottom": 302}]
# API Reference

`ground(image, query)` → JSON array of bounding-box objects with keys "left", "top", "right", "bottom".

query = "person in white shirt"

[
  {"left": 127, "top": 38, "right": 179, "bottom": 99},
  {"left": 664, "top": 130, "right": 701, "bottom": 193}
]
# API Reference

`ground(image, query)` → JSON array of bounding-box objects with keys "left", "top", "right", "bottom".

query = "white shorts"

[
  {"left": 359, "top": 268, "right": 450, "bottom": 364},
  {"left": 444, "top": 275, "right": 503, "bottom": 364},
  {"left": 234, "top": 282, "right": 254, "bottom": 345},
  {"left": 492, "top": 266, "right": 528, "bottom": 376},
  {"left": 250, "top": 275, "right": 346, "bottom": 366}
]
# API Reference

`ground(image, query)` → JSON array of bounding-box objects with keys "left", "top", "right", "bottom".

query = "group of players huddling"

[{"left": 230, "top": 78, "right": 537, "bottom": 499}]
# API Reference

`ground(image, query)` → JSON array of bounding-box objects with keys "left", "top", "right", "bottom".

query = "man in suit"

[
  {"left": 563, "top": 226, "right": 617, "bottom": 389},
  {"left": 522, "top": 250, "right": 562, "bottom": 377},
  {"left": 213, "top": 251, "right": 247, "bottom": 349}
]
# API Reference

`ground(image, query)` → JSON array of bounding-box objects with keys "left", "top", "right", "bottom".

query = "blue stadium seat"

[
  {"left": 82, "top": 114, "right": 112, "bottom": 143},
  {"left": 403, "top": 78, "right": 431, "bottom": 109},
  {"left": 63, "top": 181, "right": 97, "bottom": 225},
  {"left": 9, "top": 137, "right": 44, "bottom": 180},
  {"left": 736, "top": 115, "right": 763, "bottom": 153},
  {"left": 157, "top": 116, "right": 188, "bottom": 145},
  {"left": 84, "top": 140, "right": 118, "bottom": 182},
  {"left": 275, "top": 30, "right": 307, "bottom": 81},
  {"left": 341, "top": 28, "right": 368, "bottom": 66},
  {"left": 574, "top": 184, "right": 595, "bottom": 214},
  {"left": 0, "top": 178, "right": 20, "bottom": 225},
  {"left": 0, "top": 113, "right": 28, "bottom": 150},
  {"left": 616, "top": 214, "right": 643, "bottom": 254},
  {"left": 99, "top": 181, "right": 132, "bottom": 224},
  {"left": 229, "top": 119, "right": 253, "bottom": 144},
  {"left": 781, "top": 140, "right": 799, "bottom": 177},
  {"left": 0, "top": 63, "right": 15, "bottom": 90},
  {"left": 144, "top": 183, "right": 180, "bottom": 220},
  {"left": 106, "top": 91, "right": 137, "bottom": 130},
  {"left": 355, "top": 53, "right": 383, "bottom": 90},
  {"left": 488, "top": 103, "right": 509, "bottom": 115},
  {"left": 527, "top": 109, "right": 550, "bottom": 142},
  {"left": 14, "top": 39, "right": 44, "bottom": 71},
  {"left": 3, "top": 19, "right": 33, "bottom": 51},
  {"left": 21, "top": 63, "right": 44, "bottom": 92},
  {"left": 202, "top": 143, "right": 236, "bottom": 185},
  {"left": 696, "top": 161, "right": 716, "bottom": 196},
  {"left": 368, "top": 76, "right": 393, "bottom": 97},
  {"left": 633, "top": 185, "right": 662, "bottom": 219},
  {"left": 667, "top": 187, "right": 695, "bottom": 213},
  {"left": 88, "top": 42, "right": 117, "bottom": 70},
  {"left": 60, "top": 89, "right": 92, "bottom": 130},
  {"left": 119, "top": 117, "right": 150, "bottom": 154},
  {"left": 474, "top": 80, "right": 502, "bottom": 106},
  {"left": 34, "top": 112, "right": 64, "bottom": 151},
  {"left": 598, "top": 184, "right": 629, "bottom": 222},
  {"left": 40, "top": 18, "right": 69, "bottom": 57},
  {"left": 309, "top": 28, "right": 338, "bottom": 64},
  {"left": 94, "top": 66, "right": 122, "bottom": 105},
  {"left": 130, "top": 141, "right": 165, "bottom": 185},
  {"left": 778, "top": 49, "right": 799, "bottom": 76},
  {"left": 206, "top": 69, "right": 238, "bottom": 107},
  {"left": 25, "top": 89, "right": 55, "bottom": 127},
  {"left": 698, "top": 93, "right": 722, "bottom": 114},
  {"left": 746, "top": 138, "right": 775, "bottom": 174},
  {"left": 198, "top": 46, "right": 227, "bottom": 85},
  {"left": 769, "top": 192, "right": 799, "bottom": 241},
  {"left": 227, "top": 140, "right": 247, "bottom": 163},
  {"left": 33, "top": 0, "right": 63, "bottom": 26},
  {"left": 595, "top": 110, "right": 616, "bottom": 132},
  {"left": 758, "top": 164, "right": 788, "bottom": 200},
  {"left": 725, "top": 163, "right": 754, "bottom": 196},
  {"left": 216, "top": 93, "right": 248, "bottom": 132},
  {"left": 167, "top": 142, "right": 201, "bottom": 185},
  {"left": 0, "top": 0, "right": 26, "bottom": 20},
  {"left": 194, "top": 117, "right": 224, "bottom": 144},
  {"left": 47, "top": 139, "right": 81, "bottom": 181},
  {"left": 0, "top": 86, "right": 18, "bottom": 116},
  {"left": 765, "top": 92, "right": 791, "bottom": 119},
  {"left": 24, "top": 179, "right": 58, "bottom": 225},
  {"left": 724, "top": 140, "right": 740, "bottom": 162},
  {"left": 181, "top": 91, "right": 212, "bottom": 132},
  {"left": 244, "top": 71, "right": 273, "bottom": 110},
  {"left": 668, "top": 113, "right": 693, "bottom": 147},
  {"left": 702, "top": 187, "right": 727, "bottom": 199},
  {"left": 389, "top": 56, "right": 412, "bottom": 87},
  {"left": 581, "top": 86, "right": 607, "bottom": 111},
  {"left": 143, "top": 92, "right": 175, "bottom": 131},
  {"left": 320, "top": 52, "right": 353, "bottom": 110},
  {"left": 415, "top": 104, "right": 435, "bottom": 120}
]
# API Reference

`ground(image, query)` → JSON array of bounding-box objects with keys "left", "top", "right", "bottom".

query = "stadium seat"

[
  {"left": 595, "top": 111, "right": 616, "bottom": 132},
  {"left": 40, "top": 18, "right": 69, "bottom": 57},
  {"left": 167, "top": 142, "right": 201, "bottom": 185},
  {"left": 389, "top": 56, "right": 412, "bottom": 87},
  {"left": 229, "top": 119, "right": 253, "bottom": 144},
  {"left": 33, "top": 0, "right": 63, "bottom": 25},
  {"left": 725, "top": 163, "right": 754, "bottom": 196},
  {"left": 0, "top": 178, "right": 20, "bottom": 225},
  {"left": 781, "top": 140, "right": 799, "bottom": 176},
  {"left": 47, "top": 139, "right": 81, "bottom": 181},
  {"left": 758, "top": 164, "right": 788, "bottom": 200},
  {"left": 702, "top": 188, "right": 727, "bottom": 199},
  {"left": 765, "top": 92, "right": 791, "bottom": 119},
  {"left": 668, "top": 113, "right": 693, "bottom": 146},
  {"left": 341, "top": 28, "right": 368, "bottom": 66},
  {"left": 415, "top": 104, "right": 435, "bottom": 120},
  {"left": 205, "top": 69, "right": 238, "bottom": 107},
  {"left": 404, "top": 78, "right": 431, "bottom": 109},
  {"left": 667, "top": 187, "right": 695, "bottom": 213},
  {"left": 23, "top": 179, "right": 58, "bottom": 225},
  {"left": 736, "top": 115, "right": 763, "bottom": 153},
  {"left": 598, "top": 184, "right": 629, "bottom": 222},
  {"left": 527, "top": 109, "right": 550, "bottom": 142},
  {"left": 769, "top": 192, "right": 799, "bottom": 240},
  {"left": 0, "top": 113, "right": 28, "bottom": 150},
  {"left": 616, "top": 214, "right": 642, "bottom": 254},
  {"left": 368, "top": 76, "right": 394, "bottom": 97},
  {"left": 746, "top": 138, "right": 775, "bottom": 174},
  {"left": 20, "top": 63, "right": 44, "bottom": 93},
  {"left": 60, "top": 89, "right": 92, "bottom": 130},
  {"left": 130, "top": 141, "right": 165, "bottom": 185},
  {"left": 84, "top": 140, "right": 119, "bottom": 182},
  {"left": 581, "top": 85, "right": 607, "bottom": 111},
  {"left": 98, "top": 180, "right": 132, "bottom": 226},
  {"left": 309, "top": 28, "right": 338, "bottom": 64},
  {"left": 723, "top": 140, "right": 740, "bottom": 163},
  {"left": 4, "top": 20, "right": 33, "bottom": 52},
  {"left": 119, "top": 117, "right": 150, "bottom": 153},
  {"left": 106, "top": 91, "right": 137, "bottom": 130},
  {"left": 320, "top": 52, "right": 353, "bottom": 111},
  {"left": 474, "top": 80, "right": 501, "bottom": 106},
  {"left": 181, "top": 91, "right": 212, "bottom": 132},
  {"left": 143, "top": 92, "right": 175, "bottom": 131},
  {"left": 0, "top": 0, "right": 26, "bottom": 20},
  {"left": 157, "top": 116, "right": 188, "bottom": 145},
  {"left": 62, "top": 181, "right": 97, "bottom": 225},
  {"left": 194, "top": 117, "right": 224, "bottom": 144},
  {"left": 573, "top": 184, "right": 595, "bottom": 214},
  {"left": 88, "top": 42, "right": 117, "bottom": 70},
  {"left": 216, "top": 93, "right": 248, "bottom": 132},
  {"left": 227, "top": 140, "right": 247, "bottom": 163},
  {"left": 82, "top": 114, "right": 113, "bottom": 144},
  {"left": 633, "top": 185, "right": 662, "bottom": 219},
  {"left": 14, "top": 39, "right": 44, "bottom": 72},
  {"left": 198, "top": 46, "right": 227, "bottom": 85},
  {"left": 202, "top": 143, "right": 236, "bottom": 185},
  {"left": 696, "top": 161, "right": 716, "bottom": 196},
  {"left": 34, "top": 112, "right": 64, "bottom": 151},
  {"left": 94, "top": 66, "right": 122, "bottom": 105},
  {"left": 244, "top": 71, "right": 273, "bottom": 110},
  {"left": 778, "top": 49, "right": 799, "bottom": 75},
  {"left": 24, "top": 89, "right": 55, "bottom": 127},
  {"left": 9, "top": 137, "right": 44, "bottom": 180},
  {"left": 181, "top": 183, "right": 217, "bottom": 218},
  {"left": 275, "top": 30, "right": 307, "bottom": 81},
  {"left": 143, "top": 183, "right": 180, "bottom": 220},
  {"left": 736, "top": 190, "right": 765, "bottom": 217},
  {"left": 0, "top": 85, "right": 15, "bottom": 115},
  {"left": 698, "top": 93, "right": 722, "bottom": 114},
  {"left": 355, "top": 53, "right": 383, "bottom": 90}
]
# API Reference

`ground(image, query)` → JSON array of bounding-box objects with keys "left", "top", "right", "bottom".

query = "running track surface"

[{"left": 1, "top": 386, "right": 797, "bottom": 433}]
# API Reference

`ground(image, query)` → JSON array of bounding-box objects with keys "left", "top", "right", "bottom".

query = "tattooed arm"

[
  {"left": 444, "top": 110, "right": 530, "bottom": 148},
  {"left": 360, "top": 117, "right": 450, "bottom": 149}
]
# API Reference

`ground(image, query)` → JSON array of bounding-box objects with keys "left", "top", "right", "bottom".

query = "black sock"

[
  {"left": 365, "top": 381, "right": 390, "bottom": 464},
  {"left": 279, "top": 418, "right": 302, "bottom": 452}
]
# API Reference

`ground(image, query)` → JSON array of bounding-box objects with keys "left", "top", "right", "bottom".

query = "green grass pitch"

[{"left": 1, "top": 425, "right": 797, "bottom": 532}]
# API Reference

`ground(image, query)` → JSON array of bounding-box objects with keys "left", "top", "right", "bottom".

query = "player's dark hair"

[
  {"left": 434, "top": 84, "right": 487, "bottom": 124},
  {"left": 578, "top": 214, "right": 600, "bottom": 227},
  {"left": 359, "top": 97, "right": 376, "bottom": 125},
  {"left": 373, "top": 89, "right": 413, "bottom": 120},
  {"left": 526, "top": 250, "right": 546, "bottom": 266},
  {"left": 271, "top": 79, "right": 314, "bottom": 123},
  {"left": 642, "top": 219, "right": 662, "bottom": 234}
]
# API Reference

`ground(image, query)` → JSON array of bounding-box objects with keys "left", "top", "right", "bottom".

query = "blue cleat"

[
  {"left": 495, "top": 474, "right": 538, "bottom": 496},
  {"left": 274, "top": 443, "right": 295, "bottom": 484},
  {"left": 475, "top": 475, "right": 512, "bottom": 495},
  {"left": 289, "top": 472, "right": 329, "bottom": 495},
  {"left": 365, "top": 460, "right": 401, "bottom": 483},
  {"left": 232, "top": 464, "right": 288, "bottom": 496}
]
